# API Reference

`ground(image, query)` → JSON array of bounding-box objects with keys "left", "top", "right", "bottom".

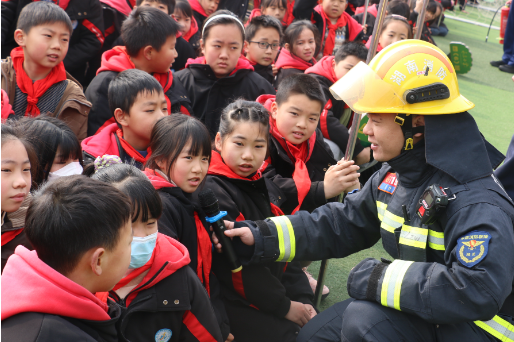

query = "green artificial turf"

[{"left": 309, "top": 18, "right": 513, "bottom": 312}]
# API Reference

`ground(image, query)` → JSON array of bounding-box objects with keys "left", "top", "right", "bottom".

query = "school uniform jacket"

[
  {"left": 144, "top": 171, "right": 232, "bottom": 340},
  {"left": 85, "top": 47, "right": 193, "bottom": 136},
  {"left": 109, "top": 233, "right": 223, "bottom": 342},
  {"left": 175, "top": 57, "right": 276, "bottom": 138},
  {"left": 202, "top": 155, "right": 314, "bottom": 317},
  {"left": 237, "top": 113, "right": 514, "bottom": 341},
  {"left": 1, "top": 57, "right": 91, "bottom": 142},
  {"left": 1, "top": 246, "right": 121, "bottom": 342},
  {"left": 305, "top": 56, "right": 365, "bottom": 157}
]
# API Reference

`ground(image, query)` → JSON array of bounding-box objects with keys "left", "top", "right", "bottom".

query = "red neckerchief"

[
  {"left": 209, "top": 151, "right": 284, "bottom": 218},
  {"left": 97, "top": 46, "right": 173, "bottom": 110},
  {"left": 305, "top": 56, "right": 337, "bottom": 83},
  {"left": 1, "top": 89, "right": 14, "bottom": 122},
  {"left": 315, "top": 5, "right": 348, "bottom": 56},
  {"left": 47, "top": 0, "right": 70, "bottom": 10},
  {"left": 274, "top": 48, "right": 315, "bottom": 71},
  {"left": 1, "top": 229, "right": 23, "bottom": 246},
  {"left": 189, "top": 0, "right": 208, "bottom": 17},
  {"left": 194, "top": 212, "right": 212, "bottom": 296},
  {"left": 10, "top": 47, "right": 67, "bottom": 116},
  {"left": 183, "top": 15, "right": 199, "bottom": 42},
  {"left": 284, "top": 0, "right": 296, "bottom": 26},
  {"left": 115, "top": 129, "right": 151, "bottom": 164},
  {"left": 112, "top": 247, "right": 156, "bottom": 291},
  {"left": 269, "top": 118, "right": 316, "bottom": 214},
  {"left": 185, "top": 56, "right": 254, "bottom": 76}
]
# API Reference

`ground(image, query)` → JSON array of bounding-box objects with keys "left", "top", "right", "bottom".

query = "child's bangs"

[
  {"left": 56, "top": 131, "right": 83, "bottom": 164},
  {"left": 263, "top": 0, "right": 287, "bottom": 8},
  {"left": 125, "top": 177, "right": 163, "bottom": 223}
]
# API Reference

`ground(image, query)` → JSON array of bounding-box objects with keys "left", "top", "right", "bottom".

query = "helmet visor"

[{"left": 329, "top": 62, "right": 406, "bottom": 114}]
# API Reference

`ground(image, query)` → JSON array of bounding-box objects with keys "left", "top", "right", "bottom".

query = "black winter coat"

[
  {"left": 253, "top": 63, "right": 275, "bottom": 86},
  {"left": 264, "top": 128, "right": 337, "bottom": 214},
  {"left": 175, "top": 64, "right": 276, "bottom": 137}
]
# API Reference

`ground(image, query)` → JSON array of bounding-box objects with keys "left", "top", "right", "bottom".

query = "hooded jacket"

[
  {"left": 273, "top": 48, "right": 315, "bottom": 88},
  {"left": 81, "top": 122, "right": 148, "bottom": 169},
  {"left": 175, "top": 56, "right": 275, "bottom": 137},
  {"left": 245, "top": 56, "right": 275, "bottom": 85},
  {"left": 108, "top": 233, "right": 223, "bottom": 342},
  {"left": 85, "top": 46, "right": 193, "bottom": 136},
  {"left": 305, "top": 56, "right": 365, "bottom": 157},
  {"left": 256, "top": 94, "right": 338, "bottom": 214},
  {"left": 143, "top": 169, "right": 232, "bottom": 340},
  {"left": 183, "top": 15, "right": 201, "bottom": 54},
  {"left": 1, "top": 246, "right": 121, "bottom": 342},
  {"left": 1, "top": 57, "right": 91, "bottom": 142},
  {"left": 238, "top": 112, "right": 514, "bottom": 339},
  {"left": 293, "top": 0, "right": 364, "bottom": 57}
]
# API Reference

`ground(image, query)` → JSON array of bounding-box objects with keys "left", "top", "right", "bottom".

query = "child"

[
  {"left": 273, "top": 20, "right": 318, "bottom": 88},
  {"left": 247, "top": 0, "right": 287, "bottom": 25},
  {"left": 205, "top": 100, "right": 316, "bottom": 341},
  {"left": 20, "top": 116, "right": 83, "bottom": 189},
  {"left": 245, "top": 15, "right": 283, "bottom": 85},
  {"left": 2, "top": 0, "right": 104, "bottom": 87},
  {"left": 143, "top": 114, "right": 233, "bottom": 341},
  {"left": 175, "top": 10, "right": 275, "bottom": 138},
  {"left": 366, "top": 15, "right": 411, "bottom": 52},
  {"left": 174, "top": 0, "right": 202, "bottom": 52},
  {"left": 86, "top": 6, "right": 193, "bottom": 136},
  {"left": 189, "top": 0, "right": 220, "bottom": 31},
  {"left": 1, "top": 2, "right": 91, "bottom": 142},
  {"left": 82, "top": 69, "right": 167, "bottom": 168},
  {"left": 1, "top": 124, "right": 36, "bottom": 272},
  {"left": 253, "top": 0, "right": 297, "bottom": 25},
  {"left": 1, "top": 176, "right": 132, "bottom": 340},
  {"left": 409, "top": 0, "right": 440, "bottom": 44},
  {"left": 88, "top": 160, "right": 223, "bottom": 342},
  {"left": 305, "top": 42, "right": 369, "bottom": 163},
  {"left": 294, "top": 0, "right": 364, "bottom": 59}
]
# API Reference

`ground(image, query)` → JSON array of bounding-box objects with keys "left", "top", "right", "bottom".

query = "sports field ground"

[{"left": 311, "top": 16, "right": 514, "bottom": 311}]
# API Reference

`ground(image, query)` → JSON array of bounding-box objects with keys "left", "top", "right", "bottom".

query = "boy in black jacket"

[
  {"left": 1, "top": 0, "right": 105, "bottom": 86},
  {"left": 244, "top": 15, "right": 282, "bottom": 86},
  {"left": 86, "top": 6, "right": 193, "bottom": 136},
  {"left": 1, "top": 176, "right": 132, "bottom": 342}
]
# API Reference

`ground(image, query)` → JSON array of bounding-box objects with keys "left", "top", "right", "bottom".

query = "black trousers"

[{"left": 297, "top": 299, "right": 499, "bottom": 342}]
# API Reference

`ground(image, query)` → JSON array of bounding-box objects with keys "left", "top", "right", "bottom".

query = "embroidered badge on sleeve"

[{"left": 457, "top": 231, "right": 491, "bottom": 268}]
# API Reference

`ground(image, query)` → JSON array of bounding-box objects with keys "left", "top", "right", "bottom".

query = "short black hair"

[
  {"left": 283, "top": 20, "right": 319, "bottom": 59},
  {"left": 245, "top": 15, "right": 283, "bottom": 42},
  {"left": 276, "top": 73, "right": 326, "bottom": 108},
  {"left": 147, "top": 114, "right": 211, "bottom": 180},
  {"left": 91, "top": 164, "right": 162, "bottom": 223},
  {"left": 202, "top": 10, "right": 245, "bottom": 42},
  {"left": 175, "top": 0, "right": 192, "bottom": 17},
  {"left": 108, "top": 69, "right": 164, "bottom": 118},
  {"left": 386, "top": 0, "right": 411, "bottom": 20},
  {"left": 19, "top": 116, "right": 82, "bottom": 188},
  {"left": 16, "top": 1, "right": 73, "bottom": 35},
  {"left": 25, "top": 175, "right": 131, "bottom": 275},
  {"left": 427, "top": 0, "right": 443, "bottom": 14},
  {"left": 260, "top": 0, "right": 287, "bottom": 10},
  {"left": 136, "top": 0, "right": 176, "bottom": 14},
  {"left": 121, "top": 6, "right": 180, "bottom": 57},
  {"left": 334, "top": 41, "right": 368, "bottom": 63}
]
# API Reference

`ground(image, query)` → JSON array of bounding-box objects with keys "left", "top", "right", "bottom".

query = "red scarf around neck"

[
  {"left": 116, "top": 129, "right": 151, "bottom": 164},
  {"left": 189, "top": 0, "right": 208, "bottom": 17},
  {"left": 194, "top": 212, "right": 212, "bottom": 296},
  {"left": 10, "top": 47, "right": 67, "bottom": 116},
  {"left": 269, "top": 118, "right": 316, "bottom": 214},
  {"left": 314, "top": 5, "right": 348, "bottom": 56}
]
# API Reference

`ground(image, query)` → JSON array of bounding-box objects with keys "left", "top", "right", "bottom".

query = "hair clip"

[
  {"left": 94, "top": 154, "right": 123, "bottom": 172},
  {"left": 391, "top": 14, "right": 408, "bottom": 21}
]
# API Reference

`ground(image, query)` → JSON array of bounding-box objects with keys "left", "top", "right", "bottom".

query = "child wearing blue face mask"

[
  {"left": 19, "top": 115, "right": 83, "bottom": 189},
  {"left": 87, "top": 156, "right": 224, "bottom": 342}
]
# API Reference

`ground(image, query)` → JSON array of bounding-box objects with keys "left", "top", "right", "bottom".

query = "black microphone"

[{"left": 198, "top": 189, "right": 242, "bottom": 273}]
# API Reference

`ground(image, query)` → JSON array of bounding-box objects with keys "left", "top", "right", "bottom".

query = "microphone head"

[{"left": 198, "top": 188, "right": 219, "bottom": 216}]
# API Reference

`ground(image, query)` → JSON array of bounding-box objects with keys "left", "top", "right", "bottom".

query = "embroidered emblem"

[
  {"left": 155, "top": 328, "right": 172, "bottom": 342},
  {"left": 457, "top": 231, "right": 491, "bottom": 268},
  {"left": 378, "top": 172, "right": 398, "bottom": 194}
]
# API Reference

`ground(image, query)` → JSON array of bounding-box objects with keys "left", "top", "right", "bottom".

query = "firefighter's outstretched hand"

[
  {"left": 324, "top": 160, "right": 360, "bottom": 198},
  {"left": 212, "top": 221, "right": 255, "bottom": 253}
]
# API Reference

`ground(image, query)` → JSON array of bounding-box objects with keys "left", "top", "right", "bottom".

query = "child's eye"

[
  {"left": 184, "top": 155, "right": 193, "bottom": 160},
  {"left": 44, "top": 34, "right": 51, "bottom": 38},
  {"left": 290, "top": 112, "right": 298, "bottom": 116},
  {"left": 310, "top": 118, "right": 317, "bottom": 122},
  {"left": 146, "top": 109, "right": 155, "bottom": 113},
  {"left": 235, "top": 142, "right": 243, "bottom": 146},
  {"left": 23, "top": 167, "right": 31, "bottom": 172},
  {"left": 1, "top": 168, "right": 11, "bottom": 172},
  {"left": 202, "top": 157, "right": 209, "bottom": 162},
  {"left": 256, "top": 145, "right": 264, "bottom": 149}
]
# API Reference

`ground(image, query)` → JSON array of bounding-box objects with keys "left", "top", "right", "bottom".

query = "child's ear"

[
  {"left": 332, "top": 59, "right": 337, "bottom": 71},
  {"left": 243, "top": 41, "right": 249, "bottom": 55},
  {"left": 214, "top": 132, "right": 223, "bottom": 151},
  {"left": 270, "top": 101, "right": 279, "bottom": 120},
  {"left": 90, "top": 248, "right": 105, "bottom": 276},
  {"left": 171, "top": 13, "right": 176, "bottom": 20},
  {"left": 14, "top": 29, "right": 26, "bottom": 47},
  {"left": 143, "top": 45, "right": 154, "bottom": 61},
  {"left": 200, "top": 39, "right": 205, "bottom": 56},
  {"left": 155, "top": 158, "right": 167, "bottom": 172},
  {"left": 114, "top": 108, "right": 129, "bottom": 127},
  {"left": 283, "top": 43, "right": 290, "bottom": 52}
]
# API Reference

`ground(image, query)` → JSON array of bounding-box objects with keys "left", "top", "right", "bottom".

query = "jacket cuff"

[
  {"left": 272, "top": 296, "right": 292, "bottom": 318},
  {"left": 347, "top": 258, "right": 386, "bottom": 302}
]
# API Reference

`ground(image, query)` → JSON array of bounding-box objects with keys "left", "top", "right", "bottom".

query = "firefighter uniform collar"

[
  {"left": 387, "top": 139, "right": 435, "bottom": 188},
  {"left": 424, "top": 112, "right": 504, "bottom": 184}
]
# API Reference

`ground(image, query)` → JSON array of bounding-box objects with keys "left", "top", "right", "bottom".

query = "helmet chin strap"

[{"left": 394, "top": 114, "right": 425, "bottom": 151}]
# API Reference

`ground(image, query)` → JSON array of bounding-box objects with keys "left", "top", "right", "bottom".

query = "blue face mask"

[{"left": 129, "top": 232, "right": 157, "bottom": 269}]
